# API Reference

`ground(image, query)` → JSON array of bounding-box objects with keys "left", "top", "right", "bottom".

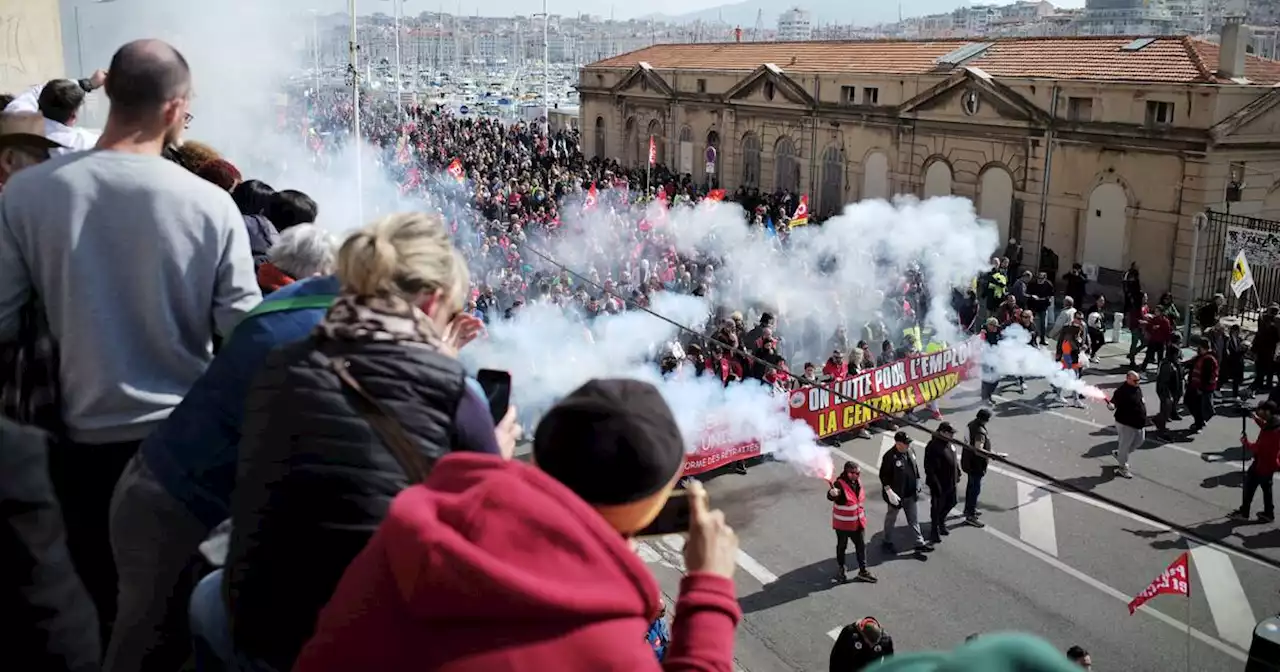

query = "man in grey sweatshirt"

[{"left": 0, "top": 39, "right": 261, "bottom": 645}]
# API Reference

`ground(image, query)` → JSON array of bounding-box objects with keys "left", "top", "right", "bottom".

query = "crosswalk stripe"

[
  {"left": 877, "top": 434, "right": 894, "bottom": 465},
  {"left": 827, "top": 626, "right": 842, "bottom": 641},
  {"left": 1015, "top": 481, "right": 1059, "bottom": 557},
  {"left": 641, "top": 534, "right": 778, "bottom": 586},
  {"left": 1189, "top": 542, "right": 1257, "bottom": 650}
]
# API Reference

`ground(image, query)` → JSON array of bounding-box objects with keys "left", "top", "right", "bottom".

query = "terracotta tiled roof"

[{"left": 587, "top": 36, "right": 1280, "bottom": 85}]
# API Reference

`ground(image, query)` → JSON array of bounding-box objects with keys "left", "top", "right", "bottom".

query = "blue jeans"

[
  {"left": 964, "top": 472, "right": 984, "bottom": 518},
  {"left": 189, "top": 569, "right": 279, "bottom": 672}
]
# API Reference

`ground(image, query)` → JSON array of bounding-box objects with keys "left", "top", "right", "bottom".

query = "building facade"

[
  {"left": 777, "top": 8, "right": 813, "bottom": 42},
  {"left": 578, "top": 33, "right": 1280, "bottom": 300},
  {"left": 1, "top": 0, "right": 65, "bottom": 93}
]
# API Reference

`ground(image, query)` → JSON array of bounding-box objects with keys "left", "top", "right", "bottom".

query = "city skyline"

[{"left": 62, "top": 0, "right": 1086, "bottom": 24}]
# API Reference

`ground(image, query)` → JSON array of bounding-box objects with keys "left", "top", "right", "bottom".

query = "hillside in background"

[{"left": 651, "top": 0, "right": 975, "bottom": 28}]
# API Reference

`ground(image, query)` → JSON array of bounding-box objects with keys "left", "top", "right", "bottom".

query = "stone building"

[{"left": 577, "top": 28, "right": 1280, "bottom": 300}]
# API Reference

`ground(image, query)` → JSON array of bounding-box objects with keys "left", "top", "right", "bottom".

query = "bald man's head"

[{"left": 105, "top": 39, "right": 191, "bottom": 121}]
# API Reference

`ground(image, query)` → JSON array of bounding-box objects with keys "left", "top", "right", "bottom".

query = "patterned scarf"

[{"left": 315, "top": 292, "right": 444, "bottom": 352}]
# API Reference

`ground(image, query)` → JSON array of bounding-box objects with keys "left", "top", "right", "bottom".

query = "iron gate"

[{"left": 1197, "top": 209, "right": 1280, "bottom": 322}]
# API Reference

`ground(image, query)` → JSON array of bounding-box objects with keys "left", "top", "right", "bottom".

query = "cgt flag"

[
  {"left": 790, "top": 194, "right": 810, "bottom": 227},
  {"left": 446, "top": 158, "right": 465, "bottom": 184},
  {"left": 1230, "top": 250, "right": 1255, "bottom": 298},
  {"left": 1128, "top": 552, "right": 1190, "bottom": 615},
  {"left": 648, "top": 135, "right": 657, "bottom": 166}
]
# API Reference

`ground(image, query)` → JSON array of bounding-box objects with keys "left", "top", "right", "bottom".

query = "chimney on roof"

[{"left": 1218, "top": 11, "right": 1250, "bottom": 80}]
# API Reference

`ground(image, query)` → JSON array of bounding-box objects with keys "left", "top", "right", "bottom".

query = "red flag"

[
  {"left": 706, "top": 189, "right": 726, "bottom": 202},
  {"left": 1128, "top": 552, "right": 1190, "bottom": 615},
  {"left": 790, "top": 194, "right": 810, "bottom": 227},
  {"left": 400, "top": 167, "right": 422, "bottom": 195},
  {"left": 583, "top": 182, "right": 599, "bottom": 212},
  {"left": 447, "top": 158, "right": 465, "bottom": 183},
  {"left": 648, "top": 135, "right": 656, "bottom": 166}
]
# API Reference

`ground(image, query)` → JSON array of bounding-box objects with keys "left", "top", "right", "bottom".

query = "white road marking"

[
  {"left": 830, "top": 445, "right": 1249, "bottom": 660},
  {"left": 989, "top": 393, "right": 1213, "bottom": 461},
  {"left": 1189, "top": 542, "right": 1258, "bottom": 650},
  {"left": 1015, "top": 481, "right": 1059, "bottom": 557},
  {"left": 643, "top": 533, "right": 778, "bottom": 586},
  {"left": 877, "top": 434, "right": 894, "bottom": 465},
  {"left": 736, "top": 551, "right": 780, "bottom": 585},
  {"left": 827, "top": 626, "right": 843, "bottom": 641},
  {"left": 983, "top": 526, "right": 1247, "bottom": 662},
  {"left": 846, "top": 429, "right": 1274, "bottom": 570}
]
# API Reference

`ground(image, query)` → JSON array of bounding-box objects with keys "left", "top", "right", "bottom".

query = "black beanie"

[{"left": 533, "top": 379, "right": 686, "bottom": 506}]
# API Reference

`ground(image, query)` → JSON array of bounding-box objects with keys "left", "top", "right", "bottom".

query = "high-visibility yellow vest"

[
  {"left": 925, "top": 340, "right": 946, "bottom": 353},
  {"left": 989, "top": 272, "right": 1008, "bottom": 298}
]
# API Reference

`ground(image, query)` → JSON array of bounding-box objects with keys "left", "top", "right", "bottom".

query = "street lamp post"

[
  {"left": 308, "top": 10, "right": 322, "bottom": 97},
  {"left": 542, "top": 0, "right": 550, "bottom": 136},
  {"left": 349, "top": 0, "right": 364, "bottom": 222}
]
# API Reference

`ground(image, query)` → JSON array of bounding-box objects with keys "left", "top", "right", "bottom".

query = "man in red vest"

[{"left": 827, "top": 462, "right": 877, "bottom": 584}]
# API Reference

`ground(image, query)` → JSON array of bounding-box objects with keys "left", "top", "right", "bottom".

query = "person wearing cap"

[
  {"left": 1066, "top": 645, "right": 1092, "bottom": 668},
  {"left": 828, "top": 617, "right": 894, "bottom": 671},
  {"left": 923, "top": 422, "right": 960, "bottom": 543},
  {"left": 867, "top": 632, "right": 1082, "bottom": 671},
  {"left": 0, "top": 112, "right": 65, "bottom": 189},
  {"left": 826, "top": 461, "right": 877, "bottom": 583},
  {"left": 293, "top": 378, "right": 743, "bottom": 672},
  {"left": 962, "top": 410, "right": 998, "bottom": 528},
  {"left": 879, "top": 431, "right": 933, "bottom": 555}
]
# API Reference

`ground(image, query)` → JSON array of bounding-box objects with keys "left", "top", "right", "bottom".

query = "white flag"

[{"left": 1230, "top": 250, "right": 1255, "bottom": 298}]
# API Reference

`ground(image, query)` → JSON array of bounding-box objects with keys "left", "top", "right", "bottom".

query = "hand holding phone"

[
  {"left": 475, "top": 369, "right": 511, "bottom": 426},
  {"left": 682, "top": 481, "right": 738, "bottom": 580}
]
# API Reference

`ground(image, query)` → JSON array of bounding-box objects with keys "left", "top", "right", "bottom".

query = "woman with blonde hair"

[{"left": 214, "top": 213, "right": 520, "bottom": 672}]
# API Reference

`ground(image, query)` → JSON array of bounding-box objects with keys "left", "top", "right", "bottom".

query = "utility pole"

[
  {"left": 543, "top": 0, "right": 550, "bottom": 136},
  {"left": 348, "top": 0, "right": 365, "bottom": 222}
]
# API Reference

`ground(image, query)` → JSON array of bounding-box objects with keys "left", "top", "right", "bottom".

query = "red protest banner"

[
  {"left": 1128, "top": 552, "right": 1190, "bottom": 615},
  {"left": 682, "top": 339, "right": 978, "bottom": 474},
  {"left": 787, "top": 339, "right": 980, "bottom": 439}
]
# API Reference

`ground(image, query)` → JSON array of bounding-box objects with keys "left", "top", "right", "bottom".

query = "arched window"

[
  {"left": 647, "top": 119, "right": 664, "bottom": 166},
  {"left": 705, "top": 130, "right": 721, "bottom": 186},
  {"left": 820, "top": 145, "right": 845, "bottom": 218},
  {"left": 678, "top": 125, "right": 694, "bottom": 175},
  {"left": 741, "top": 132, "right": 761, "bottom": 188},
  {"left": 923, "top": 159, "right": 952, "bottom": 198},
  {"left": 593, "top": 116, "right": 606, "bottom": 160},
  {"left": 774, "top": 135, "right": 799, "bottom": 193},
  {"left": 624, "top": 117, "right": 637, "bottom": 166}
]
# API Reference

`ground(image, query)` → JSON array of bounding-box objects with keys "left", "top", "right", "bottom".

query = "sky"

[{"left": 62, "top": 0, "right": 1088, "bottom": 25}]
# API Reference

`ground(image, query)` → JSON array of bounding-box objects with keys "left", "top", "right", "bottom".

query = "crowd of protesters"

[{"left": 1, "top": 39, "right": 1108, "bottom": 672}]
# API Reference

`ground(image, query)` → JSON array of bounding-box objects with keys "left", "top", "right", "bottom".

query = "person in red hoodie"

[
  {"left": 1234, "top": 400, "right": 1280, "bottom": 523},
  {"left": 294, "top": 379, "right": 743, "bottom": 672}
]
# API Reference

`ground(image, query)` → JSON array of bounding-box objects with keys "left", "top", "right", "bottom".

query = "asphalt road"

[{"left": 638, "top": 341, "right": 1280, "bottom": 672}]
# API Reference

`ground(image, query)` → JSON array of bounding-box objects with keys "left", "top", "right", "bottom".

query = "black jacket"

[
  {"left": 829, "top": 624, "right": 894, "bottom": 672},
  {"left": 225, "top": 336, "right": 468, "bottom": 671},
  {"left": 963, "top": 420, "right": 992, "bottom": 476},
  {"left": 1110, "top": 383, "right": 1147, "bottom": 429},
  {"left": 879, "top": 446, "right": 921, "bottom": 504},
  {"left": 0, "top": 418, "right": 100, "bottom": 672},
  {"left": 923, "top": 437, "right": 959, "bottom": 493}
]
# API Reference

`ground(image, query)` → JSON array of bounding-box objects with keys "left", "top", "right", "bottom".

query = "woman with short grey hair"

[{"left": 257, "top": 224, "right": 337, "bottom": 293}]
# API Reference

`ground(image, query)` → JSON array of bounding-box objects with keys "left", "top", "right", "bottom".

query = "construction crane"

[{"left": 752, "top": 8, "right": 763, "bottom": 42}]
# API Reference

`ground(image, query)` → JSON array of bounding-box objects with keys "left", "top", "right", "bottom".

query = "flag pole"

[
  {"left": 646, "top": 134, "right": 652, "bottom": 195},
  {"left": 1184, "top": 572, "right": 1192, "bottom": 672}
]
